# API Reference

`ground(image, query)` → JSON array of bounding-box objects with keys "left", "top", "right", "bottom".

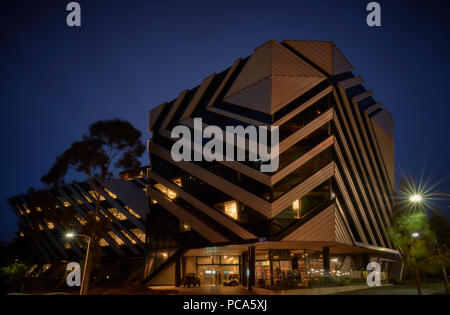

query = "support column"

[
  {"left": 362, "top": 254, "right": 369, "bottom": 270},
  {"left": 248, "top": 246, "right": 255, "bottom": 291},
  {"left": 242, "top": 252, "right": 247, "bottom": 287},
  {"left": 175, "top": 257, "right": 181, "bottom": 287},
  {"left": 269, "top": 249, "right": 274, "bottom": 287},
  {"left": 323, "top": 246, "right": 330, "bottom": 274}
]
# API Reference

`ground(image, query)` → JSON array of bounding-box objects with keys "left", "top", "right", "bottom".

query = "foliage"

[
  {"left": 387, "top": 211, "right": 445, "bottom": 274},
  {"left": 0, "top": 261, "right": 30, "bottom": 293},
  {"left": 41, "top": 119, "right": 145, "bottom": 186},
  {"left": 0, "top": 261, "right": 29, "bottom": 282}
]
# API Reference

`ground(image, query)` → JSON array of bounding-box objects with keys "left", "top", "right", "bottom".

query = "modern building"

[
  {"left": 145, "top": 40, "right": 402, "bottom": 288},
  {"left": 7, "top": 174, "right": 150, "bottom": 284}
]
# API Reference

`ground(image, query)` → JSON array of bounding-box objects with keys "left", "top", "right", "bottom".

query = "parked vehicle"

[
  {"left": 182, "top": 273, "right": 201, "bottom": 287},
  {"left": 223, "top": 275, "right": 240, "bottom": 286}
]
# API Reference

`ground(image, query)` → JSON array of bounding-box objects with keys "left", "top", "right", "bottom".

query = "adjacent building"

[
  {"left": 145, "top": 40, "right": 401, "bottom": 288},
  {"left": 7, "top": 174, "right": 150, "bottom": 283}
]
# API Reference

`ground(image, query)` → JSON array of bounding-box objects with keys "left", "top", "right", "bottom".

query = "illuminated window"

[
  {"left": 104, "top": 188, "right": 118, "bottom": 199},
  {"left": 99, "top": 238, "right": 109, "bottom": 247},
  {"left": 130, "top": 228, "right": 146, "bottom": 242},
  {"left": 120, "top": 230, "right": 137, "bottom": 244},
  {"left": 292, "top": 199, "right": 300, "bottom": 219},
  {"left": 71, "top": 195, "right": 84, "bottom": 205},
  {"left": 36, "top": 207, "right": 42, "bottom": 212},
  {"left": 76, "top": 215, "right": 87, "bottom": 225},
  {"left": 57, "top": 197, "right": 71, "bottom": 207},
  {"left": 23, "top": 204, "right": 31, "bottom": 214},
  {"left": 181, "top": 221, "right": 191, "bottom": 232},
  {"left": 124, "top": 205, "right": 141, "bottom": 219},
  {"left": 88, "top": 190, "right": 105, "bottom": 201},
  {"left": 43, "top": 219, "right": 55, "bottom": 229},
  {"left": 107, "top": 231, "right": 125, "bottom": 245},
  {"left": 173, "top": 178, "right": 182, "bottom": 187},
  {"left": 223, "top": 201, "right": 238, "bottom": 220},
  {"left": 107, "top": 208, "right": 127, "bottom": 221},
  {"left": 81, "top": 193, "right": 92, "bottom": 203},
  {"left": 154, "top": 183, "right": 177, "bottom": 199}
]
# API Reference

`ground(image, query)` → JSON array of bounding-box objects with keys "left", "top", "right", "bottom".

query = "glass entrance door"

[{"left": 197, "top": 265, "right": 219, "bottom": 285}]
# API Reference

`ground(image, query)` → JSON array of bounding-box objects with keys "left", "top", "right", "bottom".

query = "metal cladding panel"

[
  {"left": 353, "top": 90, "right": 374, "bottom": 103},
  {"left": 148, "top": 102, "right": 166, "bottom": 132},
  {"left": 335, "top": 210, "right": 354, "bottom": 245},
  {"left": 225, "top": 76, "right": 325, "bottom": 114},
  {"left": 270, "top": 40, "right": 325, "bottom": 77},
  {"left": 225, "top": 76, "right": 272, "bottom": 113},
  {"left": 271, "top": 162, "right": 335, "bottom": 217},
  {"left": 160, "top": 90, "right": 188, "bottom": 130},
  {"left": 180, "top": 73, "right": 216, "bottom": 121},
  {"left": 207, "top": 58, "right": 243, "bottom": 107},
  {"left": 224, "top": 40, "right": 325, "bottom": 114},
  {"left": 332, "top": 45, "right": 355, "bottom": 75},
  {"left": 270, "top": 76, "right": 326, "bottom": 114},
  {"left": 371, "top": 115, "right": 395, "bottom": 189},
  {"left": 148, "top": 263, "right": 175, "bottom": 286},
  {"left": 283, "top": 40, "right": 354, "bottom": 76},
  {"left": 283, "top": 204, "right": 336, "bottom": 241},
  {"left": 284, "top": 40, "right": 333, "bottom": 74},
  {"left": 271, "top": 136, "right": 334, "bottom": 186},
  {"left": 371, "top": 109, "right": 394, "bottom": 139},
  {"left": 224, "top": 42, "right": 273, "bottom": 98},
  {"left": 339, "top": 76, "right": 364, "bottom": 90}
]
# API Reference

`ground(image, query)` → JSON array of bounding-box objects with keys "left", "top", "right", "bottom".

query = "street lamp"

[
  {"left": 409, "top": 194, "right": 423, "bottom": 203},
  {"left": 407, "top": 193, "right": 449, "bottom": 295},
  {"left": 65, "top": 233, "right": 91, "bottom": 295}
]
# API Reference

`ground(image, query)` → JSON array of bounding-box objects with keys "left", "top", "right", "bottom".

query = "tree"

[
  {"left": 41, "top": 119, "right": 145, "bottom": 294},
  {"left": 0, "top": 261, "right": 29, "bottom": 293},
  {"left": 390, "top": 177, "right": 450, "bottom": 294}
]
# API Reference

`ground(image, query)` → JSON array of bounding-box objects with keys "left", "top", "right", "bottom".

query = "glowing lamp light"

[
  {"left": 65, "top": 233, "right": 74, "bottom": 238},
  {"left": 412, "top": 232, "right": 420, "bottom": 238},
  {"left": 409, "top": 194, "right": 423, "bottom": 203}
]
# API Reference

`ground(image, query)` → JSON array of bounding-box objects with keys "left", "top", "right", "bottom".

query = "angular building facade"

[{"left": 145, "top": 40, "right": 401, "bottom": 287}]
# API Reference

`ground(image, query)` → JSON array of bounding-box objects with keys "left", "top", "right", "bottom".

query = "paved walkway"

[
  {"left": 150, "top": 283, "right": 447, "bottom": 295},
  {"left": 333, "top": 283, "right": 447, "bottom": 295},
  {"left": 252, "top": 284, "right": 391, "bottom": 295},
  {"left": 149, "top": 285, "right": 256, "bottom": 295}
]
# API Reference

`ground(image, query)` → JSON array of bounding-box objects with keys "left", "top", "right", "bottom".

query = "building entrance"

[{"left": 197, "top": 265, "right": 219, "bottom": 285}]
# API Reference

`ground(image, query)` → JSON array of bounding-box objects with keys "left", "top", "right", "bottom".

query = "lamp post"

[
  {"left": 66, "top": 233, "right": 91, "bottom": 295},
  {"left": 408, "top": 194, "right": 449, "bottom": 295},
  {"left": 410, "top": 232, "right": 422, "bottom": 295}
]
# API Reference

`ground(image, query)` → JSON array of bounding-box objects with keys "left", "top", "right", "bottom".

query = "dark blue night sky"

[{"left": 1, "top": 0, "right": 449, "bottom": 242}]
